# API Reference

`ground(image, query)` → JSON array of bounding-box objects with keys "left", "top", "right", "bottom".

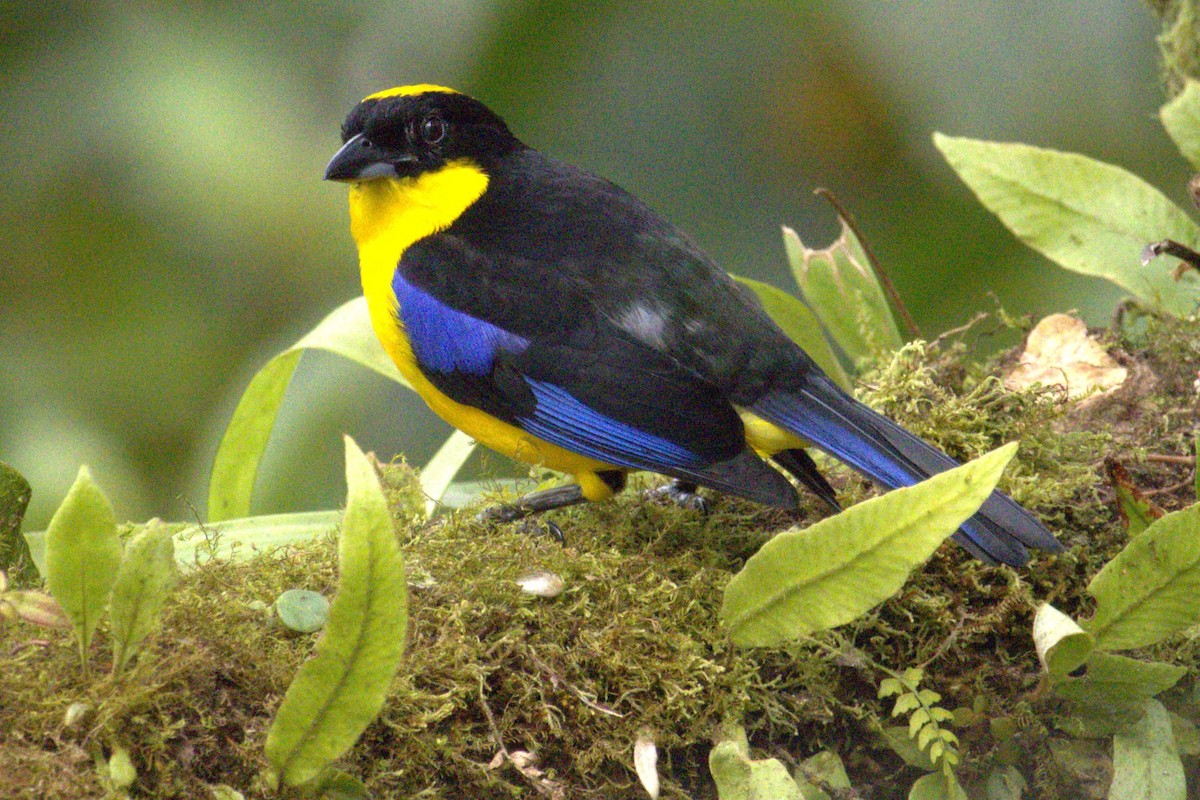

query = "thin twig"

[
  {"left": 928, "top": 311, "right": 991, "bottom": 350},
  {"left": 1144, "top": 478, "right": 1194, "bottom": 497},
  {"left": 527, "top": 652, "right": 624, "bottom": 718},
  {"left": 1145, "top": 453, "right": 1196, "bottom": 466},
  {"left": 1142, "top": 239, "right": 1200, "bottom": 278},
  {"left": 815, "top": 188, "right": 921, "bottom": 340}
]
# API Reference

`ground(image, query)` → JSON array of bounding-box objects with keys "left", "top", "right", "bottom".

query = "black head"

[{"left": 324, "top": 85, "right": 522, "bottom": 182}]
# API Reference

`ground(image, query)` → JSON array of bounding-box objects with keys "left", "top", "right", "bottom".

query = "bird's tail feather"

[{"left": 751, "top": 373, "right": 1061, "bottom": 566}]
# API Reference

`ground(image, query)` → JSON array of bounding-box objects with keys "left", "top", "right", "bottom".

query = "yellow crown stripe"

[{"left": 364, "top": 84, "right": 459, "bottom": 102}]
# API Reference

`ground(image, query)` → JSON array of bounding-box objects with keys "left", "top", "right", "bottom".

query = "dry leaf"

[{"left": 1004, "top": 313, "right": 1127, "bottom": 399}]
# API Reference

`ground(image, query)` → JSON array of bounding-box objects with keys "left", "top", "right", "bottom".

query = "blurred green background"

[{"left": 2, "top": 2, "right": 1185, "bottom": 528}]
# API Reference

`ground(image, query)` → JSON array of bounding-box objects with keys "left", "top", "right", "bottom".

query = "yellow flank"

[
  {"left": 364, "top": 84, "right": 459, "bottom": 101},
  {"left": 738, "top": 409, "right": 807, "bottom": 457},
  {"left": 348, "top": 160, "right": 622, "bottom": 502}
]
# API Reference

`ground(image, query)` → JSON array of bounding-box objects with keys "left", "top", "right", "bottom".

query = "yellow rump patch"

[{"left": 364, "top": 84, "right": 460, "bottom": 101}]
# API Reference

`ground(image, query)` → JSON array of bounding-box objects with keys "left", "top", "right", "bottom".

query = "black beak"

[{"left": 324, "top": 132, "right": 408, "bottom": 182}]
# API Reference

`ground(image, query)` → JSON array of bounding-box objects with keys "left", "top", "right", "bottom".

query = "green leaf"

[
  {"left": 110, "top": 521, "right": 179, "bottom": 674},
  {"left": 173, "top": 510, "right": 342, "bottom": 568},
  {"left": 907, "top": 770, "right": 967, "bottom": 800},
  {"left": 984, "top": 766, "right": 1028, "bottom": 800},
  {"left": 107, "top": 744, "right": 137, "bottom": 790},
  {"left": 720, "top": 443, "right": 1015, "bottom": 646},
  {"left": 263, "top": 436, "right": 408, "bottom": 788},
  {"left": 44, "top": 466, "right": 122, "bottom": 668},
  {"left": 419, "top": 430, "right": 477, "bottom": 517},
  {"left": 1161, "top": 79, "right": 1200, "bottom": 171},
  {"left": 208, "top": 297, "right": 406, "bottom": 522},
  {"left": 0, "top": 461, "right": 35, "bottom": 586},
  {"left": 734, "top": 275, "right": 852, "bottom": 390},
  {"left": 782, "top": 223, "right": 904, "bottom": 370},
  {"left": 1082, "top": 503, "right": 1200, "bottom": 651},
  {"left": 795, "top": 750, "right": 850, "bottom": 799},
  {"left": 1052, "top": 652, "right": 1185, "bottom": 735},
  {"left": 273, "top": 589, "right": 330, "bottom": 634},
  {"left": 1032, "top": 603, "right": 1094, "bottom": 677},
  {"left": 709, "top": 734, "right": 803, "bottom": 800},
  {"left": 310, "top": 767, "right": 370, "bottom": 800},
  {"left": 934, "top": 134, "right": 1200, "bottom": 317},
  {"left": 880, "top": 725, "right": 935, "bottom": 770},
  {"left": 1109, "top": 699, "right": 1186, "bottom": 800}
]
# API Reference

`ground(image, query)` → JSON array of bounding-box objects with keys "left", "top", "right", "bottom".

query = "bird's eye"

[{"left": 420, "top": 115, "right": 446, "bottom": 145}]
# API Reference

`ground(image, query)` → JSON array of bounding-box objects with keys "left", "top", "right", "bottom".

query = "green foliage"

[
  {"left": 109, "top": 520, "right": 178, "bottom": 674},
  {"left": 709, "top": 724, "right": 803, "bottom": 800},
  {"left": 937, "top": 79, "right": 1200, "bottom": 322},
  {"left": 44, "top": 466, "right": 122, "bottom": 670},
  {"left": 263, "top": 436, "right": 408, "bottom": 789},
  {"left": 720, "top": 444, "right": 1014, "bottom": 646},
  {"left": 1083, "top": 503, "right": 1200, "bottom": 651},
  {"left": 1109, "top": 700, "right": 1186, "bottom": 800},
  {"left": 782, "top": 221, "right": 904, "bottom": 372},
  {"left": 1161, "top": 79, "right": 1200, "bottom": 168},
  {"left": 1031, "top": 603, "right": 1093, "bottom": 678},
  {"left": 878, "top": 668, "right": 960, "bottom": 773},
  {"left": 735, "top": 274, "right": 852, "bottom": 390},
  {"left": 0, "top": 461, "right": 35, "bottom": 587},
  {"left": 1149, "top": 0, "right": 1200, "bottom": 96},
  {"left": 935, "top": 132, "right": 1200, "bottom": 317},
  {"left": 208, "top": 297, "right": 406, "bottom": 523},
  {"left": 417, "top": 430, "right": 477, "bottom": 517},
  {"left": 174, "top": 510, "right": 342, "bottom": 569}
]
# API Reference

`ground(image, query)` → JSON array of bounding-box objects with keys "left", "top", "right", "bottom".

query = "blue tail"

[{"left": 752, "top": 373, "right": 1061, "bottom": 566}]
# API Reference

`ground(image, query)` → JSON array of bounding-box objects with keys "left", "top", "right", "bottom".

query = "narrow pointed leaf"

[
  {"left": 1161, "top": 80, "right": 1200, "bottom": 171},
  {"left": 1082, "top": 503, "right": 1200, "bottom": 651},
  {"left": 783, "top": 223, "right": 904, "bottom": 370},
  {"left": 721, "top": 443, "right": 1015, "bottom": 646},
  {"left": 174, "top": 510, "right": 341, "bottom": 568},
  {"left": 1109, "top": 700, "right": 1186, "bottom": 800},
  {"left": 735, "top": 275, "right": 851, "bottom": 390},
  {"left": 264, "top": 436, "right": 408, "bottom": 787},
  {"left": 419, "top": 430, "right": 477, "bottom": 517},
  {"left": 208, "top": 297, "right": 406, "bottom": 522},
  {"left": 110, "top": 521, "right": 179, "bottom": 673},
  {"left": 44, "top": 466, "right": 121, "bottom": 665},
  {"left": 935, "top": 134, "right": 1200, "bottom": 317}
]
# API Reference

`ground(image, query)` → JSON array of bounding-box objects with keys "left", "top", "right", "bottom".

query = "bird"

[{"left": 324, "top": 84, "right": 1062, "bottom": 566}]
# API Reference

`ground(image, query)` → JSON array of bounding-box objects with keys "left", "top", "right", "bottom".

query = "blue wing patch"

[
  {"left": 394, "top": 272, "right": 529, "bottom": 374},
  {"left": 520, "top": 379, "right": 706, "bottom": 470}
]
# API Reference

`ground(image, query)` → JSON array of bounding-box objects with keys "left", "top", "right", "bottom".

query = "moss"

[{"left": 3, "top": 310, "right": 1200, "bottom": 797}]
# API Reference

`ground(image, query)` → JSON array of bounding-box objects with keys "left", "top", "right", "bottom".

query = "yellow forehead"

[{"left": 363, "top": 84, "right": 459, "bottom": 101}]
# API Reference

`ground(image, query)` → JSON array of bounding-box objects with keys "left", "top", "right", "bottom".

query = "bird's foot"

[
  {"left": 647, "top": 479, "right": 710, "bottom": 515},
  {"left": 477, "top": 505, "right": 567, "bottom": 545}
]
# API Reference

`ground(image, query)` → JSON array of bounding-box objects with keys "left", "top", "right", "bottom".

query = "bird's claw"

[
  {"left": 647, "top": 481, "right": 710, "bottom": 515},
  {"left": 477, "top": 505, "right": 566, "bottom": 545},
  {"left": 477, "top": 502, "right": 526, "bottom": 525}
]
